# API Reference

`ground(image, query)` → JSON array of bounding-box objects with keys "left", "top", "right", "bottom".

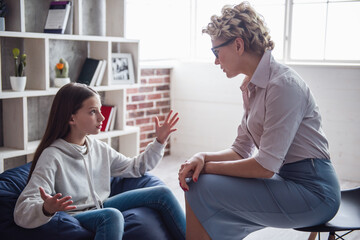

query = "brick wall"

[{"left": 126, "top": 68, "right": 171, "bottom": 155}]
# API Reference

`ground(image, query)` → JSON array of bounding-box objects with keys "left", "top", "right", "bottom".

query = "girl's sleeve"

[
  {"left": 109, "top": 139, "right": 165, "bottom": 178},
  {"left": 14, "top": 150, "right": 58, "bottom": 228}
]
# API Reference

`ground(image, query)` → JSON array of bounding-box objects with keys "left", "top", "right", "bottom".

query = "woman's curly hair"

[{"left": 202, "top": 1, "right": 274, "bottom": 55}]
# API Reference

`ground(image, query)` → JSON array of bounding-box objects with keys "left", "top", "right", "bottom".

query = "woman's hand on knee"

[{"left": 178, "top": 153, "right": 205, "bottom": 191}]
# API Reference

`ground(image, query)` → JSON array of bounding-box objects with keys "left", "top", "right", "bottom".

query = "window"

[
  {"left": 125, "top": 0, "right": 359, "bottom": 63},
  {"left": 125, "top": 0, "right": 191, "bottom": 61},
  {"left": 290, "top": 0, "right": 360, "bottom": 61}
]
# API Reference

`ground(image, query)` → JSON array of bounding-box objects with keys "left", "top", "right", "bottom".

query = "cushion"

[
  {"left": 110, "top": 172, "right": 165, "bottom": 196},
  {"left": 0, "top": 163, "right": 172, "bottom": 240},
  {"left": 122, "top": 208, "right": 173, "bottom": 240},
  {"left": 0, "top": 163, "right": 93, "bottom": 240}
]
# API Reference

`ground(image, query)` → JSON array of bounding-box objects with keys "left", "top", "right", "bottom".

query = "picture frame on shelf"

[{"left": 111, "top": 53, "right": 135, "bottom": 84}]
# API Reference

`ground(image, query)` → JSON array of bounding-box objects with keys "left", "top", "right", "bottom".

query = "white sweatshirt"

[{"left": 14, "top": 136, "right": 165, "bottom": 229}]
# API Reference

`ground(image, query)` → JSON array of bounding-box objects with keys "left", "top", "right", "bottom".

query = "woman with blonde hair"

[{"left": 178, "top": 2, "right": 340, "bottom": 239}]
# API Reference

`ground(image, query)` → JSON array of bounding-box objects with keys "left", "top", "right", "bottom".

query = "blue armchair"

[{"left": 0, "top": 163, "right": 174, "bottom": 240}]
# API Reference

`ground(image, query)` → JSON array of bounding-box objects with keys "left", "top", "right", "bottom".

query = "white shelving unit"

[{"left": 0, "top": 0, "right": 140, "bottom": 172}]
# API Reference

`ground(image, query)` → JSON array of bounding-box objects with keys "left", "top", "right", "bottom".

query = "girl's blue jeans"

[{"left": 73, "top": 185, "right": 185, "bottom": 240}]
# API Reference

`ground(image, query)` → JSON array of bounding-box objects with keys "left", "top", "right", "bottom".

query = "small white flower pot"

[
  {"left": 54, "top": 77, "right": 70, "bottom": 88},
  {"left": 10, "top": 76, "right": 27, "bottom": 91}
]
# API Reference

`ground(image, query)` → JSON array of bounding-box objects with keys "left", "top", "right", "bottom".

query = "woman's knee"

[
  {"left": 186, "top": 174, "right": 216, "bottom": 193},
  {"left": 185, "top": 174, "right": 231, "bottom": 204}
]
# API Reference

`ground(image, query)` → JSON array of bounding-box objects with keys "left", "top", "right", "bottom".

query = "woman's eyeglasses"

[{"left": 211, "top": 38, "right": 236, "bottom": 58}]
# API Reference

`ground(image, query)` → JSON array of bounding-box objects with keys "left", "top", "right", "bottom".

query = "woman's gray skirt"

[{"left": 185, "top": 159, "right": 340, "bottom": 240}]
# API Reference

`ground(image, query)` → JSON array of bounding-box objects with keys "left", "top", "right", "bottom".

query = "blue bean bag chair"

[{"left": 0, "top": 162, "right": 174, "bottom": 240}]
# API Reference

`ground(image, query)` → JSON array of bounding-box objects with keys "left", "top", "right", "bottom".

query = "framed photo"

[{"left": 111, "top": 53, "right": 135, "bottom": 84}]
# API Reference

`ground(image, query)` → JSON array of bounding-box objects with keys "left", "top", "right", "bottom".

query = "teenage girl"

[{"left": 14, "top": 83, "right": 185, "bottom": 240}]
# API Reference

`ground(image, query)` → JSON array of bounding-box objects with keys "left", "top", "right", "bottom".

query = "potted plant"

[
  {"left": 0, "top": 0, "right": 7, "bottom": 31},
  {"left": 54, "top": 58, "right": 70, "bottom": 87},
  {"left": 10, "top": 48, "right": 27, "bottom": 91}
]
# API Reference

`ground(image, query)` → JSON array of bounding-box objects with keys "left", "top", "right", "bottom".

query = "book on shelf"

[
  {"left": 108, "top": 106, "right": 117, "bottom": 131},
  {"left": 100, "top": 105, "right": 116, "bottom": 132},
  {"left": 90, "top": 60, "right": 103, "bottom": 86},
  {"left": 44, "top": 1, "right": 72, "bottom": 34},
  {"left": 95, "top": 59, "right": 107, "bottom": 86},
  {"left": 77, "top": 58, "right": 101, "bottom": 86}
]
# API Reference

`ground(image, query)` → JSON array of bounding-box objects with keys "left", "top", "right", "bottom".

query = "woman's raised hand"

[
  {"left": 155, "top": 110, "right": 179, "bottom": 144},
  {"left": 39, "top": 187, "right": 76, "bottom": 216}
]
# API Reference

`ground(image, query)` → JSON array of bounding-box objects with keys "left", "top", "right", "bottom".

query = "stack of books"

[
  {"left": 77, "top": 58, "right": 107, "bottom": 87},
  {"left": 100, "top": 105, "right": 117, "bottom": 132}
]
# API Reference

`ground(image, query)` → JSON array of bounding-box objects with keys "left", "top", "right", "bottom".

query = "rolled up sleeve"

[
  {"left": 231, "top": 124, "right": 256, "bottom": 159},
  {"left": 254, "top": 77, "right": 308, "bottom": 173}
]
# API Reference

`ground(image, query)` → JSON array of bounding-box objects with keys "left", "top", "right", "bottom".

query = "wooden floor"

[{"left": 150, "top": 155, "right": 360, "bottom": 240}]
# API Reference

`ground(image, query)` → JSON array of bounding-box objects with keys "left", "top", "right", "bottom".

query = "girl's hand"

[
  {"left": 39, "top": 187, "right": 76, "bottom": 216},
  {"left": 178, "top": 154, "right": 205, "bottom": 191},
  {"left": 155, "top": 110, "right": 179, "bottom": 144}
]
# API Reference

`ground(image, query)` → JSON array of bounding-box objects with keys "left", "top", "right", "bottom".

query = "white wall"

[{"left": 170, "top": 60, "right": 360, "bottom": 182}]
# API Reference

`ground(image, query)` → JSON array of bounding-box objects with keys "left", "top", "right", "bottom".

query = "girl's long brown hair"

[{"left": 28, "top": 83, "right": 98, "bottom": 182}]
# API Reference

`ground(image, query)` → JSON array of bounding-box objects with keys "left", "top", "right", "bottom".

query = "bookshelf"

[{"left": 0, "top": 0, "right": 140, "bottom": 172}]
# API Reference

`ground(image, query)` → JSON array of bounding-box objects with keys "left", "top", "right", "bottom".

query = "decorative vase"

[
  {"left": 0, "top": 17, "right": 4, "bottom": 31},
  {"left": 10, "top": 76, "right": 27, "bottom": 91},
  {"left": 54, "top": 77, "right": 70, "bottom": 88}
]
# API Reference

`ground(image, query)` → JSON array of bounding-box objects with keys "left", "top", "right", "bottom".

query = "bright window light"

[
  {"left": 291, "top": 2, "right": 327, "bottom": 60},
  {"left": 125, "top": 0, "right": 359, "bottom": 63},
  {"left": 291, "top": 0, "right": 360, "bottom": 61},
  {"left": 125, "top": 0, "right": 191, "bottom": 61},
  {"left": 325, "top": 2, "right": 360, "bottom": 61}
]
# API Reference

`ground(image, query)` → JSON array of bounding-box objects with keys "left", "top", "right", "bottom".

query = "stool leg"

[
  {"left": 308, "top": 232, "right": 318, "bottom": 240},
  {"left": 328, "top": 232, "right": 335, "bottom": 240}
]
